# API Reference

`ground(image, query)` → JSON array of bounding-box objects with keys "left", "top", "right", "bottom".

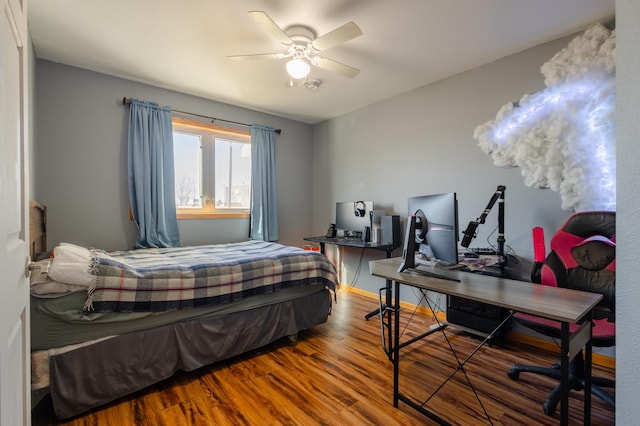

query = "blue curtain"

[
  {"left": 250, "top": 125, "right": 279, "bottom": 241},
  {"left": 128, "top": 99, "right": 180, "bottom": 248}
]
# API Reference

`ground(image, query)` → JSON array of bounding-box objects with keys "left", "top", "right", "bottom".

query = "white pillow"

[
  {"left": 48, "top": 243, "right": 95, "bottom": 286},
  {"left": 30, "top": 259, "right": 86, "bottom": 298},
  {"left": 31, "top": 280, "right": 87, "bottom": 298}
]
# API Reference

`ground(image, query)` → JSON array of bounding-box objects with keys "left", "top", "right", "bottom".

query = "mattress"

[{"left": 32, "top": 285, "right": 328, "bottom": 351}]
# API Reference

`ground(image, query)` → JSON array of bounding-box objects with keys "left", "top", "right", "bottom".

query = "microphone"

[{"left": 461, "top": 221, "right": 479, "bottom": 248}]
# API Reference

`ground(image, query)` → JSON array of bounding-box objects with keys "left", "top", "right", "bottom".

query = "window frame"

[{"left": 172, "top": 117, "right": 251, "bottom": 220}]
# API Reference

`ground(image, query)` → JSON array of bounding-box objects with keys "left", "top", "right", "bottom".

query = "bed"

[{"left": 29, "top": 204, "right": 337, "bottom": 419}]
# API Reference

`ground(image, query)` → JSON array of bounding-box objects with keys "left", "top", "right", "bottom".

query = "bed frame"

[
  {"left": 29, "top": 202, "right": 334, "bottom": 419},
  {"left": 29, "top": 201, "right": 47, "bottom": 259}
]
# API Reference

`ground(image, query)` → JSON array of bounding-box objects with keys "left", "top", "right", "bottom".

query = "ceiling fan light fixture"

[{"left": 286, "top": 58, "right": 310, "bottom": 79}]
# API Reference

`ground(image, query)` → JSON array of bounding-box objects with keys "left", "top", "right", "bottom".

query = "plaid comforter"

[{"left": 84, "top": 241, "right": 337, "bottom": 313}]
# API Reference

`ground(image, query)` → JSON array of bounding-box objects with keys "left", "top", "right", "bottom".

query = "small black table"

[
  {"left": 303, "top": 235, "right": 399, "bottom": 257},
  {"left": 303, "top": 236, "right": 400, "bottom": 328}
]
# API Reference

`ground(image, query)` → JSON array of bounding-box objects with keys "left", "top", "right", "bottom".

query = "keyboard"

[
  {"left": 337, "top": 236, "right": 363, "bottom": 242},
  {"left": 469, "top": 247, "right": 498, "bottom": 255}
]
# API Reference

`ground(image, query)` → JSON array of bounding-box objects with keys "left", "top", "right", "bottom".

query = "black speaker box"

[{"left": 381, "top": 215, "right": 400, "bottom": 244}]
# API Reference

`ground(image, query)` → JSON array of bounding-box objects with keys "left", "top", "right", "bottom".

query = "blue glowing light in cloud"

[{"left": 474, "top": 24, "right": 616, "bottom": 212}]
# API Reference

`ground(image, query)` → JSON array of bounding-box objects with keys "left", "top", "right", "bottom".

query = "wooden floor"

[{"left": 32, "top": 290, "right": 615, "bottom": 425}]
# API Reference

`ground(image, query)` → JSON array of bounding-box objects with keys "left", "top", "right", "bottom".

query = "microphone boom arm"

[{"left": 461, "top": 185, "right": 507, "bottom": 273}]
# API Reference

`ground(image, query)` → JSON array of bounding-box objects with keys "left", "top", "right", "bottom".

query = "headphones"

[
  {"left": 414, "top": 209, "right": 428, "bottom": 243},
  {"left": 354, "top": 201, "right": 366, "bottom": 217}
]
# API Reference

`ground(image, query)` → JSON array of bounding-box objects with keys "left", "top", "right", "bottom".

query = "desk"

[{"left": 369, "top": 257, "right": 603, "bottom": 426}]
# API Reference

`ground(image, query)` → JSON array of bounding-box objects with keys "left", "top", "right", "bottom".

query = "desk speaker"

[{"left": 381, "top": 215, "right": 400, "bottom": 244}]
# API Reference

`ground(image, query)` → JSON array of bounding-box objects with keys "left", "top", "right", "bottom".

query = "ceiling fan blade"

[
  {"left": 314, "top": 57, "right": 360, "bottom": 78},
  {"left": 228, "top": 53, "right": 284, "bottom": 61},
  {"left": 248, "top": 11, "right": 292, "bottom": 46},
  {"left": 311, "top": 22, "right": 362, "bottom": 51}
]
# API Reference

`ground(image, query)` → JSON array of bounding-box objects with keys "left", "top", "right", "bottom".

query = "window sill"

[{"left": 177, "top": 211, "right": 250, "bottom": 220}]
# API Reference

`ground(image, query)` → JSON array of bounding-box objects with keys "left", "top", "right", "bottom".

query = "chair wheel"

[
  {"left": 507, "top": 368, "right": 520, "bottom": 380},
  {"left": 543, "top": 401, "right": 556, "bottom": 416}
]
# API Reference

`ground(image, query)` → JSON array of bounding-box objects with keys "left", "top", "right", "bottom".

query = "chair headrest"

[
  {"left": 550, "top": 211, "right": 616, "bottom": 272},
  {"left": 571, "top": 235, "right": 616, "bottom": 271}
]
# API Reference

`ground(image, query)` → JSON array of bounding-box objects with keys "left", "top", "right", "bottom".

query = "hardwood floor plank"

[{"left": 32, "top": 290, "right": 614, "bottom": 425}]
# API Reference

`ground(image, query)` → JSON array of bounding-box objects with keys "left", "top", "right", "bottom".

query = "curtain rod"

[{"left": 122, "top": 97, "right": 281, "bottom": 134}]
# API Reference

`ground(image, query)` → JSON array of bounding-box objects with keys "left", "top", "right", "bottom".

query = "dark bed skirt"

[{"left": 47, "top": 286, "right": 332, "bottom": 419}]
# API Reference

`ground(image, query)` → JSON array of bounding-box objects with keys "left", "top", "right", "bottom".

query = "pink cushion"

[{"left": 514, "top": 312, "right": 615, "bottom": 340}]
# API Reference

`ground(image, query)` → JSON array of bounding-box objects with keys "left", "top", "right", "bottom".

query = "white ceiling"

[{"left": 28, "top": 0, "right": 615, "bottom": 124}]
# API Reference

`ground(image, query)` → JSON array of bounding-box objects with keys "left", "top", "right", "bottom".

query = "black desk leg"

[
  {"left": 560, "top": 322, "right": 569, "bottom": 426},
  {"left": 364, "top": 249, "right": 394, "bottom": 320},
  {"left": 385, "top": 280, "right": 392, "bottom": 353},
  {"left": 584, "top": 313, "right": 593, "bottom": 425},
  {"left": 393, "top": 279, "right": 400, "bottom": 407}
]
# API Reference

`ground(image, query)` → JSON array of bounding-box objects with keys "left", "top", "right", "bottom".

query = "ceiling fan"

[{"left": 228, "top": 11, "right": 363, "bottom": 81}]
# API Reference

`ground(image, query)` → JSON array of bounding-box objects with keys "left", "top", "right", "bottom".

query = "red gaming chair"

[{"left": 507, "top": 211, "right": 615, "bottom": 416}]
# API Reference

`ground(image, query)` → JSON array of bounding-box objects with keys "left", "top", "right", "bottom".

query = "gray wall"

[
  {"left": 34, "top": 60, "right": 313, "bottom": 251},
  {"left": 616, "top": 0, "right": 639, "bottom": 423},
  {"left": 311, "top": 35, "right": 574, "bottom": 299}
]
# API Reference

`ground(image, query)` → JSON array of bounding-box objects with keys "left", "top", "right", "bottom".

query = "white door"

[{"left": 1, "top": 0, "right": 30, "bottom": 424}]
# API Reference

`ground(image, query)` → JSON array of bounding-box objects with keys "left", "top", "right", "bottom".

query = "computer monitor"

[
  {"left": 335, "top": 201, "right": 374, "bottom": 235},
  {"left": 407, "top": 192, "right": 459, "bottom": 266}
]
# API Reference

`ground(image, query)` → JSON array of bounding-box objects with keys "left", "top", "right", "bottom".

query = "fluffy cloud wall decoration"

[{"left": 473, "top": 23, "right": 615, "bottom": 212}]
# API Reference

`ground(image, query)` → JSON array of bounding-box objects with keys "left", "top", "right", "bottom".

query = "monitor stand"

[{"left": 397, "top": 215, "right": 459, "bottom": 282}]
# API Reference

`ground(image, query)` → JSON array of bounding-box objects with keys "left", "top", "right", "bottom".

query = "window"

[{"left": 172, "top": 117, "right": 251, "bottom": 219}]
